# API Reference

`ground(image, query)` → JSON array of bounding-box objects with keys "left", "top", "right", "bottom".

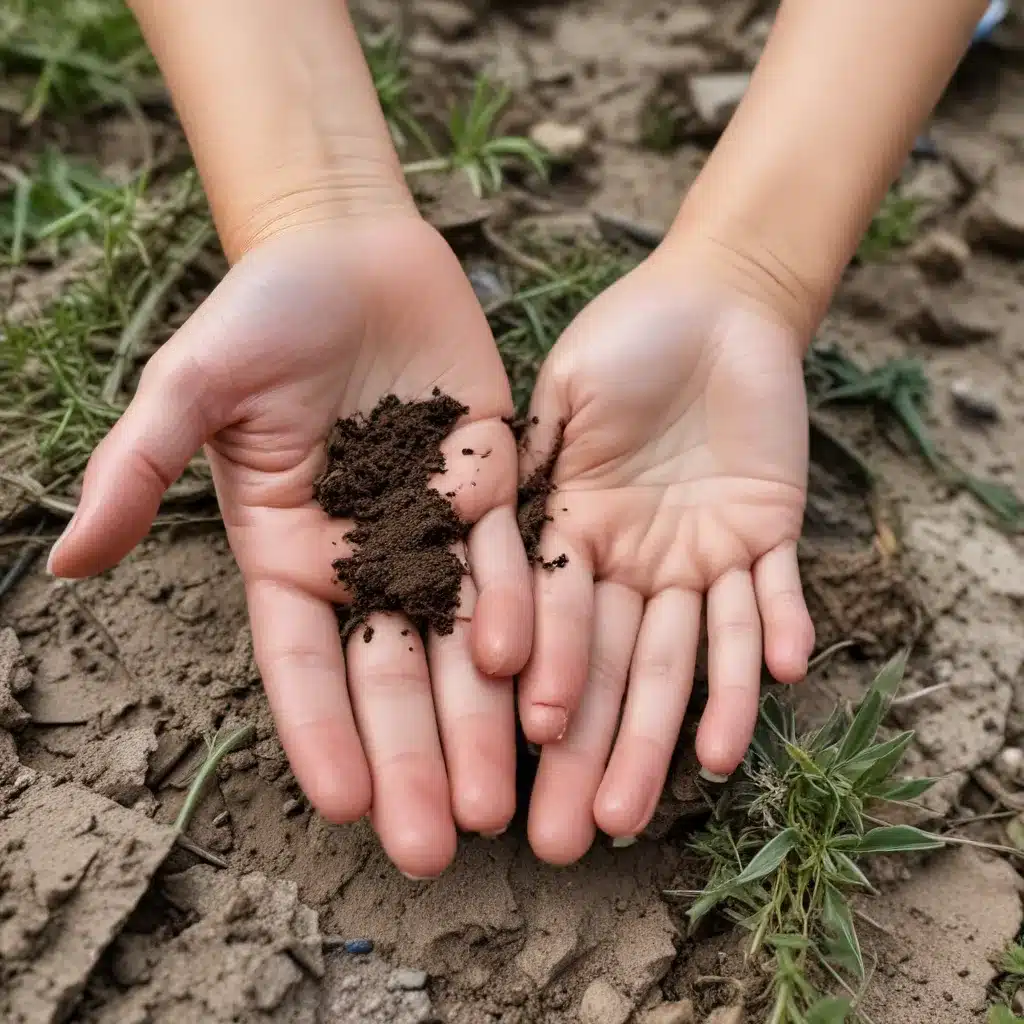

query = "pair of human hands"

[{"left": 48, "top": 212, "right": 815, "bottom": 877}]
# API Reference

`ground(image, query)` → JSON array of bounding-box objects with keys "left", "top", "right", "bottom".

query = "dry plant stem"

[
  {"left": 57, "top": 579, "right": 136, "bottom": 685},
  {"left": 175, "top": 833, "right": 229, "bottom": 869},
  {"left": 0, "top": 520, "right": 44, "bottom": 603},
  {"left": 890, "top": 681, "right": 950, "bottom": 706},
  {"left": 101, "top": 220, "right": 215, "bottom": 403},
  {"left": 481, "top": 221, "right": 555, "bottom": 278},
  {"left": 971, "top": 768, "right": 1024, "bottom": 813},
  {"left": 174, "top": 724, "right": 256, "bottom": 834},
  {"left": 806, "top": 638, "right": 858, "bottom": 673}
]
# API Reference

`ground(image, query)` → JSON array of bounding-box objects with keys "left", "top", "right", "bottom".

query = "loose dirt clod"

[
  {"left": 314, "top": 391, "right": 471, "bottom": 639},
  {"left": 517, "top": 427, "right": 564, "bottom": 565}
]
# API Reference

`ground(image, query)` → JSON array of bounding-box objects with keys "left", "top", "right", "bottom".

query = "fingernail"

[
  {"left": 612, "top": 835, "right": 638, "bottom": 849},
  {"left": 699, "top": 767, "right": 731, "bottom": 784},
  {"left": 46, "top": 511, "right": 78, "bottom": 576},
  {"left": 480, "top": 826, "right": 508, "bottom": 839},
  {"left": 531, "top": 704, "right": 568, "bottom": 741}
]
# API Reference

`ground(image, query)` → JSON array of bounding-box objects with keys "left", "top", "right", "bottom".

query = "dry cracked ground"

[{"left": 3, "top": 1, "right": 1024, "bottom": 1022}]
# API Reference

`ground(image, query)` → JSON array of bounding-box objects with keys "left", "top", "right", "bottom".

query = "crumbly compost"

[{"left": 313, "top": 391, "right": 471, "bottom": 639}]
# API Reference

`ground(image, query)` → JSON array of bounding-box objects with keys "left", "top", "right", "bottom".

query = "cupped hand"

[
  {"left": 519, "top": 241, "right": 816, "bottom": 864},
  {"left": 48, "top": 214, "right": 532, "bottom": 878}
]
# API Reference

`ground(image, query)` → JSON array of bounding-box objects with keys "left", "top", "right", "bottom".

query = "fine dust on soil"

[
  {"left": 4, "top": 0, "right": 1024, "bottom": 1022},
  {"left": 313, "top": 391, "right": 471, "bottom": 640}
]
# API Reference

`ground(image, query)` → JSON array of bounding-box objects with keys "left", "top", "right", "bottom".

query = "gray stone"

[
  {"left": 388, "top": 968, "right": 429, "bottom": 992},
  {"left": 529, "top": 120, "right": 588, "bottom": 163},
  {"left": 965, "top": 164, "right": 1024, "bottom": 251},
  {"left": 909, "top": 229, "right": 970, "bottom": 281},
  {"left": 579, "top": 978, "right": 632, "bottom": 1024},
  {"left": 688, "top": 72, "right": 750, "bottom": 131}
]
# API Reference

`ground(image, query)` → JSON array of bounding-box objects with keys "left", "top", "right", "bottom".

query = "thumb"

[{"left": 47, "top": 351, "right": 225, "bottom": 578}]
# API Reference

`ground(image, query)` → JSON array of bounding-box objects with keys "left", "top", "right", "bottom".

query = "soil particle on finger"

[
  {"left": 313, "top": 391, "right": 472, "bottom": 639},
  {"left": 516, "top": 426, "right": 565, "bottom": 566}
]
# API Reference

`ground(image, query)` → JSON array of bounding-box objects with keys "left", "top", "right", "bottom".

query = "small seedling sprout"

[
  {"left": 174, "top": 724, "right": 256, "bottom": 835},
  {"left": 401, "top": 75, "right": 548, "bottom": 197}
]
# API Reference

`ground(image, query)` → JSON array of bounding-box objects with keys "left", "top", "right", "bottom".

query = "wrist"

[
  {"left": 658, "top": 216, "right": 820, "bottom": 353},
  {"left": 129, "top": 0, "right": 413, "bottom": 261},
  {"left": 216, "top": 156, "right": 417, "bottom": 261}
]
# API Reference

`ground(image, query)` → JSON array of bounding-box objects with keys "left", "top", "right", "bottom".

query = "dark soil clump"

[
  {"left": 314, "top": 391, "right": 470, "bottom": 640},
  {"left": 517, "top": 428, "right": 564, "bottom": 567}
]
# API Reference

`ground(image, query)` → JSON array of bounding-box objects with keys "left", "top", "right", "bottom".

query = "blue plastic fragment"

[
  {"left": 973, "top": 0, "right": 1009, "bottom": 43},
  {"left": 344, "top": 939, "right": 374, "bottom": 955}
]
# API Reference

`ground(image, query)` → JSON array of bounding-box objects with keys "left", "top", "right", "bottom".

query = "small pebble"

[
  {"left": 993, "top": 746, "right": 1024, "bottom": 784},
  {"left": 388, "top": 968, "right": 429, "bottom": 991},
  {"left": 212, "top": 810, "right": 230, "bottom": 828},
  {"left": 529, "top": 120, "right": 589, "bottom": 162},
  {"left": 339, "top": 938, "right": 374, "bottom": 955},
  {"left": 282, "top": 797, "right": 302, "bottom": 816},
  {"left": 951, "top": 377, "right": 1001, "bottom": 422}
]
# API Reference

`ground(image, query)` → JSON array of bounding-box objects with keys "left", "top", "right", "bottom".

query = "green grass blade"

[
  {"left": 822, "top": 883, "right": 864, "bottom": 979},
  {"left": 850, "top": 731, "right": 915, "bottom": 790},
  {"left": 870, "top": 776, "right": 936, "bottom": 801},
  {"left": 731, "top": 827, "right": 800, "bottom": 887},
  {"left": 806, "top": 996, "right": 852, "bottom": 1023},
  {"left": 852, "top": 824, "right": 943, "bottom": 855}
]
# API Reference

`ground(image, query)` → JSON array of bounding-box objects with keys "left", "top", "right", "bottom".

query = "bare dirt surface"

[{"left": 2, "top": 2, "right": 1024, "bottom": 1023}]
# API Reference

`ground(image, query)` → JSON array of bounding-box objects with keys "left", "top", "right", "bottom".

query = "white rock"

[
  {"left": 529, "top": 120, "right": 588, "bottom": 163},
  {"left": 579, "top": 979, "right": 632, "bottom": 1024},
  {"left": 688, "top": 72, "right": 750, "bottom": 130}
]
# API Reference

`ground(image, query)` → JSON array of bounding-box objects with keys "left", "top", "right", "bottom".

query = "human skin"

[{"left": 48, "top": 0, "right": 988, "bottom": 869}]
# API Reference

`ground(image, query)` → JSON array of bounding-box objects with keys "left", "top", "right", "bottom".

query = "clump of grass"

[
  {"left": 989, "top": 944, "right": 1024, "bottom": 1023},
  {"left": 856, "top": 190, "right": 918, "bottom": 263},
  {"left": 0, "top": 0, "right": 156, "bottom": 123},
  {"left": 1, "top": 148, "right": 132, "bottom": 265},
  {"left": 402, "top": 75, "right": 548, "bottom": 197},
  {"left": 671, "top": 653, "right": 943, "bottom": 1023},
  {"left": 361, "top": 26, "right": 434, "bottom": 155},
  {"left": 485, "top": 230, "right": 638, "bottom": 411},
  {"left": 1, "top": 168, "right": 214, "bottom": 486},
  {"left": 805, "top": 344, "right": 1024, "bottom": 530}
]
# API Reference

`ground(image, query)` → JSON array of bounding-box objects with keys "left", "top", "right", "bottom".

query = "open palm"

[
  {"left": 519, "top": 252, "right": 816, "bottom": 864},
  {"left": 49, "top": 216, "right": 531, "bottom": 878}
]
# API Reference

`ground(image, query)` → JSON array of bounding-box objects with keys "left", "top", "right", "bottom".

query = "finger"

[
  {"left": 697, "top": 569, "right": 763, "bottom": 776},
  {"left": 437, "top": 418, "right": 532, "bottom": 677},
  {"left": 517, "top": 531, "right": 594, "bottom": 744},
  {"left": 47, "top": 351, "right": 228, "bottom": 578},
  {"left": 468, "top": 505, "right": 532, "bottom": 676},
  {"left": 429, "top": 574, "right": 516, "bottom": 835},
  {"left": 528, "top": 583, "right": 642, "bottom": 865},
  {"left": 247, "top": 579, "right": 371, "bottom": 823},
  {"left": 753, "top": 541, "right": 815, "bottom": 684},
  {"left": 346, "top": 613, "right": 457, "bottom": 878},
  {"left": 594, "top": 588, "right": 701, "bottom": 838}
]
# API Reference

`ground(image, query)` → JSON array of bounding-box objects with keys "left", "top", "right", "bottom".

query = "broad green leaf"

[
  {"left": 686, "top": 886, "right": 728, "bottom": 926},
  {"left": 829, "top": 850, "right": 873, "bottom": 889},
  {"left": 871, "top": 776, "right": 936, "bottom": 801},
  {"left": 786, "top": 742, "right": 824, "bottom": 777},
  {"left": 764, "top": 933, "right": 810, "bottom": 951},
  {"left": 806, "top": 997, "right": 852, "bottom": 1024},
  {"left": 988, "top": 1006, "right": 1024, "bottom": 1024},
  {"left": 731, "top": 827, "right": 800, "bottom": 886},
  {"left": 837, "top": 651, "right": 909, "bottom": 762},
  {"left": 836, "top": 691, "right": 883, "bottom": 762},
  {"left": 822, "top": 883, "right": 864, "bottom": 979},
  {"left": 872, "top": 648, "right": 911, "bottom": 702},
  {"left": 808, "top": 705, "right": 851, "bottom": 754},
  {"left": 851, "top": 731, "right": 916, "bottom": 790},
  {"left": 854, "top": 824, "right": 943, "bottom": 855}
]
